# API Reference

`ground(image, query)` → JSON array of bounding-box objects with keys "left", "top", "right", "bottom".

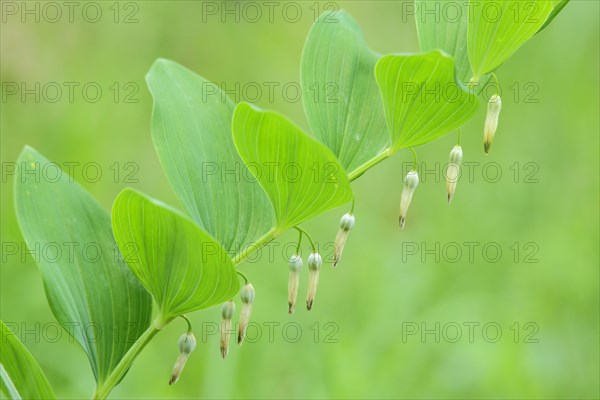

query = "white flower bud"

[
  {"left": 399, "top": 170, "right": 419, "bottom": 229},
  {"left": 220, "top": 301, "right": 235, "bottom": 358},
  {"left": 288, "top": 255, "right": 303, "bottom": 314},
  {"left": 446, "top": 145, "right": 463, "bottom": 204},
  {"left": 333, "top": 213, "right": 355, "bottom": 267},
  {"left": 339, "top": 213, "right": 355, "bottom": 230},
  {"left": 289, "top": 255, "right": 303, "bottom": 272},
  {"left": 306, "top": 252, "right": 322, "bottom": 310},
  {"left": 484, "top": 94, "right": 501, "bottom": 154},
  {"left": 169, "top": 332, "right": 196, "bottom": 385},
  {"left": 178, "top": 331, "right": 197, "bottom": 354},
  {"left": 237, "top": 283, "right": 255, "bottom": 344}
]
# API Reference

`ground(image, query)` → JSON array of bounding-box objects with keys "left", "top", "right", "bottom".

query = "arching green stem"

[
  {"left": 293, "top": 226, "right": 316, "bottom": 252},
  {"left": 410, "top": 148, "right": 418, "bottom": 171},
  {"left": 179, "top": 315, "right": 193, "bottom": 333},
  {"left": 490, "top": 72, "right": 500, "bottom": 92},
  {"left": 236, "top": 270, "right": 249, "bottom": 285},
  {"left": 295, "top": 228, "right": 303, "bottom": 254}
]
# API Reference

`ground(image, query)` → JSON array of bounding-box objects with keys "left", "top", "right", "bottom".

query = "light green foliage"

[
  {"left": 375, "top": 51, "right": 479, "bottom": 150},
  {"left": 467, "top": 0, "right": 555, "bottom": 80},
  {"left": 415, "top": 0, "right": 472, "bottom": 84},
  {"left": 14, "top": 147, "right": 152, "bottom": 386},
  {"left": 0, "top": 321, "right": 55, "bottom": 399},
  {"left": 111, "top": 188, "right": 239, "bottom": 324},
  {"left": 300, "top": 10, "right": 389, "bottom": 173},
  {"left": 146, "top": 59, "right": 275, "bottom": 253},
  {"left": 232, "top": 102, "right": 353, "bottom": 231}
]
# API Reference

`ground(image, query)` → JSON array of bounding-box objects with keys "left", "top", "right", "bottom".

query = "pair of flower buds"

[
  {"left": 448, "top": 93, "right": 502, "bottom": 201},
  {"left": 399, "top": 146, "right": 464, "bottom": 225},
  {"left": 399, "top": 94, "right": 502, "bottom": 226},
  {"left": 288, "top": 252, "right": 322, "bottom": 313},
  {"left": 287, "top": 213, "right": 356, "bottom": 313},
  {"left": 220, "top": 283, "right": 255, "bottom": 358}
]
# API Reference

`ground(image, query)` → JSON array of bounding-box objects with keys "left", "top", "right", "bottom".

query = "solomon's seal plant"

[{"left": 3, "top": 1, "right": 568, "bottom": 398}]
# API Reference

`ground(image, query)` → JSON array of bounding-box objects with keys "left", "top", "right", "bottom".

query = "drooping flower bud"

[
  {"left": 237, "top": 283, "right": 255, "bottom": 345},
  {"left": 306, "top": 252, "right": 323, "bottom": 310},
  {"left": 446, "top": 145, "right": 463, "bottom": 204},
  {"left": 288, "top": 255, "right": 303, "bottom": 314},
  {"left": 333, "top": 213, "right": 355, "bottom": 267},
  {"left": 399, "top": 170, "right": 419, "bottom": 229},
  {"left": 169, "top": 332, "right": 196, "bottom": 385},
  {"left": 220, "top": 301, "right": 235, "bottom": 358},
  {"left": 484, "top": 94, "right": 502, "bottom": 154}
]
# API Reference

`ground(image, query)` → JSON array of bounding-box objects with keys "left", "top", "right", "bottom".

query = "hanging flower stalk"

[
  {"left": 333, "top": 213, "right": 355, "bottom": 267},
  {"left": 399, "top": 169, "right": 419, "bottom": 229},
  {"left": 168, "top": 316, "right": 196, "bottom": 385},
  {"left": 306, "top": 252, "right": 323, "bottom": 310},
  {"left": 484, "top": 94, "right": 502, "bottom": 154},
  {"left": 237, "top": 283, "right": 255, "bottom": 344},
  {"left": 220, "top": 301, "right": 235, "bottom": 358},
  {"left": 446, "top": 145, "right": 463, "bottom": 204},
  {"left": 288, "top": 254, "right": 303, "bottom": 314}
]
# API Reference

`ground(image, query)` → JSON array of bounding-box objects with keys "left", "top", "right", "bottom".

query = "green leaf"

[
  {"left": 232, "top": 102, "right": 353, "bottom": 230},
  {"left": 375, "top": 50, "right": 479, "bottom": 150},
  {"left": 111, "top": 188, "right": 240, "bottom": 324},
  {"left": 14, "top": 147, "right": 152, "bottom": 385},
  {"left": 538, "top": 0, "right": 569, "bottom": 33},
  {"left": 415, "top": 0, "right": 472, "bottom": 84},
  {"left": 146, "top": 59, "right": 274, "bottom": 254},
  {"left": 300, "top": 10, "right": 389, "bottom": 174},
  {"left": 1, "top": 321, "right": 55, "bottom": 400},
  {"left": 467, "top": 0, "right": 555, "bottom": 79}
]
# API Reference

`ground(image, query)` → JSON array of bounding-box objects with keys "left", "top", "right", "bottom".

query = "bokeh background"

[{"left": 1, "top": 1, "right": 598, "bottom": 399}]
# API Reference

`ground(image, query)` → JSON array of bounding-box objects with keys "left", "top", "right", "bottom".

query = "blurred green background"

[{"left": 1, "top": 1, "right": 598, "bottom": 399}]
